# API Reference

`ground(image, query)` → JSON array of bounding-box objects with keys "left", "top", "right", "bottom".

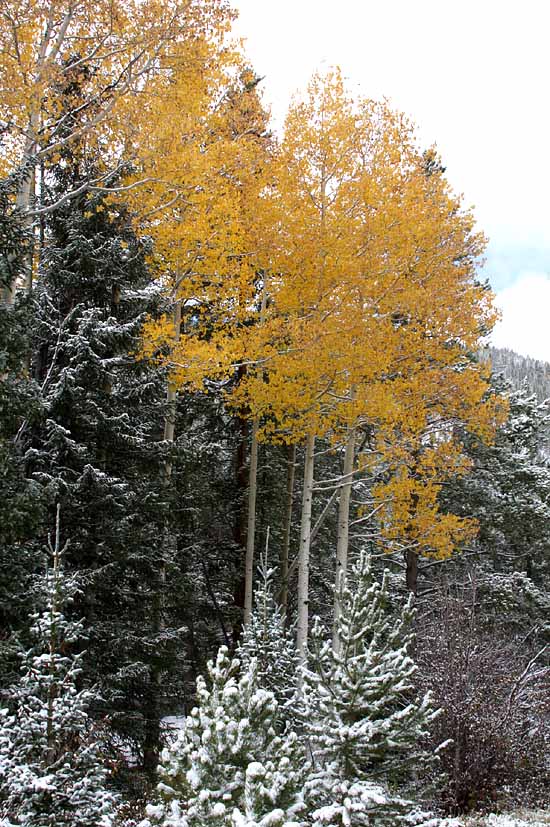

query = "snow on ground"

[
  {"left": 160, "top": 715, "right": 185, "bottom": 732},
  {"left": 442, "top": 812, "right": 550, "bottom": 827}
]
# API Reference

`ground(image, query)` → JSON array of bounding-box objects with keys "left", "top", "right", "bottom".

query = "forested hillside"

[
  {"left": 486, "top": 346, "right": 550, "bottom": 402},
  {"left": 0, "top": 3, "right": 548, "bottom": 825}
]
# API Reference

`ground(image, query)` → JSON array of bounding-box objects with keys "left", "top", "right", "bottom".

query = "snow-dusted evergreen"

[
  {"left": 21, "top": 104, "right": 186, "bottom": 769},
  {"left": 483, "top": 345, "right": 550, "bottom": 407},
  {"left": 302, "top": 553, "right": 440, "bottom": 826},
  {"left": 238, "top": 555, "right": 300, "bottom": 726},
  {"left": 145, "top": 647, "right": 307, "bottom": 827},
  {"left": 0, "top": 511, "right": 118, "bottom": 826},
  {"left": 0, "top": 175, "right": 46, "bottom": 691},
  {"left": 443, "top": 379, "right": 550, "bottom": 605}
]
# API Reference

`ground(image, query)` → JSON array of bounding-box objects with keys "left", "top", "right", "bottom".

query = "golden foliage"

[
  {"left": 0, "top": 0, "right": 235, "bottom": 175},
  {"left": 0, "top": 0, "right": 504, "bottom": 566},
  {"left": 228, "top": 69, "right": 504, "bottom": 558},
  {"left": 137, "top": 65, "right": 504, "bottom": 560}
]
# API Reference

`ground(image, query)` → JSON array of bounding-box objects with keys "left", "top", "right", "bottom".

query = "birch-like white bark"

[
  {"left": 297, "top": 432, "right": 316, "bottom": 663},
  {"left": 332, "top": 425, "right": 356, "bottom": 653},
  {"left": 279, "top": 443, "right": 296, "bottom": 618},
  {"left": 242, "top": 284, "right": 268, "bottom": 627},
  {"left": 243, "top": 418, "right": 260, "bottom": 627}
]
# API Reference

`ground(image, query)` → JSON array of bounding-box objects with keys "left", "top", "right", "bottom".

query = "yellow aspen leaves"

[
  {"left": 226, "top": 69, "right": 505, "bottom": 560},
  {"left": 0, "top": 0, "right": 235, "bottom": 176},
  {"left": 0, "top": 0, "right": 506, "bottom": 562}
]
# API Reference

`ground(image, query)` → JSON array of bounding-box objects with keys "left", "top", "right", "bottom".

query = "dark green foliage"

[
  {"left": 0, "top": 175, "right": 27, "bottom": 291},
  {"left": 0, "top": 179, "right": 45, "bottom": 683},
  {"left": 238, "top": 556, "right": 300, "bottom": 726},
  {"left": 24, "top": 155, "right": 187, "bottom": 771},
  {"left": 0, "top": 517, "right": 119, "bottom": 826},
  {"left": 303, "top": 554, "right": 440, "bottom": 825},
  {"left": 439, "top": 381, "right": 550, "bottom": 629}
]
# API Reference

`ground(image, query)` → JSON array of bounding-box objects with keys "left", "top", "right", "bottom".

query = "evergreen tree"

[
  {"left": 0, "top": 510, "right": 118, "bottom": 826},
  {"left": 440, "top": 382, "right": 550, "bottom": 632},
  {"left": 446, "top": 384, "right": 550, "bottom": 566},
  {"left": 302, "top": 554, "right": 439, "bottom": 826},
  {"left": 146, "top": 647, "right": 307, "bottom": 827},
  {"left": 26, "top": 126, "right": 184, "bottom": 770},
  {"left": 485, "top": 346, "right": 550, "bottom": 408},
  {"left": 0, "top": 175, "right": 45, "bottom": 684},
  {"left": 238, "top": 555, "right": 300, "bottom": 726}
]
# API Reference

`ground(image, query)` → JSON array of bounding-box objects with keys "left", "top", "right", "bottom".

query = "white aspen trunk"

[
  {"left": 241, "top": 284, "right": 268, "bottom": 628},
  {"left": 279, "top": 443, "right": 296, "bottom": 618},
  {"left": 332, "top": 425, "right": 356, "bottom": 654},
  {"left": 163, "top": 298, "right": 181, "bottom": 447},
  {"left": 297, "top": 432, "right": 316, "bottom": 663},
  {"left": 144, "top": 295, "right": 180, "bottom": 774},
  {"left": 243, "top": 417, "right": 260, "bottom": 627},
  {"left": 7, "top": 7, "right": 77, "bottom": 302},
  {"left": 1, "top": 141, "right": 36, "bottom": 305}
]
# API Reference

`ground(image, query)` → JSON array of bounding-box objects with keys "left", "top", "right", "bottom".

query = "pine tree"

[
  {"left": 25, "top": 119, "right": 184, "bottom": 770},
  {"left": 0, "top": 175, "right": 45, "bottom": 684},
  {"left": 440, "top": 380, "right": 550, "bottom": 627},
  {"left": 238, "top": 554, "right": 300, "bottom": 727},
  {"left": 302, "top": 553, "right": 439, "bottom": 826},
  {"left": 146, "top": 647, "right": 307, "bottom": 827},
  {"left": 0, "top": 510, "right": 119, "bottom": 826}
]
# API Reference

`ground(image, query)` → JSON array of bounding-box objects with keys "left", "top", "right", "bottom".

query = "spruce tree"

[
  {"left": 302, "top": 553, "right": 439, "bottom": 826},
  {"left": 146, "top": 647, "right": 307, "bottom": 827},
  {"left": 440, "top": 381, "right": 550, "bottom": 632},
  {"left": 238, "top": 555, "right": 300, "bottom": 726},
  {"left": 443, "top": 383, "right": 550, "bottom": 572},
  {"left": 26, "top": 118, "right": 184, "bottom": 769},
  {"left": 0, "top": 175, "right": 45, "bottom": 684},
  {"left": 0, "top": 510, "right": 119, "bottom": 826}
]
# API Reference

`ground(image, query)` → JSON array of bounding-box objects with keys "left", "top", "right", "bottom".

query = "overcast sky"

[{"left": 233, "top": 0, "right": 550, "bottom": 362}]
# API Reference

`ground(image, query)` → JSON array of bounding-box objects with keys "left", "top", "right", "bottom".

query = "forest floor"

[{"left": 444, "top": 811, "right": 550, "bottom": 827}]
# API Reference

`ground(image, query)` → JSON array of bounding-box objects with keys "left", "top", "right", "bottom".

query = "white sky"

[{"left": 233, "top": 0, "right": 550, "bottom": 361}]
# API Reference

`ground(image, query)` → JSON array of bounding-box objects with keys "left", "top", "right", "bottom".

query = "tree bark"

[
  {"left": 279, "top": 443, "right": 296, "bottom": 618},
  {"left": 243, "top": 418, "right": 260, "bottom": 627},
  {"left": 232, "top": 387, "right": 249, "bottom": 644},
  {"left": 332, "top": 426, "right": 355, "bottom": 653},
  {"left": 405, "top": 548, "right": 418, "bottom": 594},
  {"left": 144, "top": 296, "right": 180, "bottom": 776},
  {"left": 297, "top": 433, "right": 315, "bottom": 663},
  {"left": 240, "top": 283, "right": 268, "bottom": 629},
  {"left": 405, "top": 481, "right": 420, "bottom": 594}
]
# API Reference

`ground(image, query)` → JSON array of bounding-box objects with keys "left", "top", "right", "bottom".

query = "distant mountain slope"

[{"left": 482, "top": 346, "right": 550, "bottom": 402}]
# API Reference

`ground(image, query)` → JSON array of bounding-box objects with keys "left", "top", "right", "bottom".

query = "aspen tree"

[
  {"left": 136, "top": 66, "right": 272, "bottom": 631},
  {"left": 0, "top": 0, "right": 235, "bottom": 301},
  {"left": 232, "top": 69, "right": 501, "bottom": 652},
  {"left": 243, "top": 282, "right": 269, "bottom": 626},
  {"left": 279, "top": 444, "right": 297, "bottom": 617},
  {"left": 333, "top": 412, "right": 356, "bottom": 653}
]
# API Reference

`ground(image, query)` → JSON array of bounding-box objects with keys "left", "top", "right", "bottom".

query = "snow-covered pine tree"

[
  {"left": 145, "top": 647, "right": 307, "bottom": 827},
  {"left": 0, "top": 509, "right": 118, "bottom": 826},
  {"left": 302, "top": 553, "right": 439, "bottom": 826},
  {"left": 439, "top": 380, "right": 550, "bottom": 628},
  {"left": 20, "top": 68, "right": 188, "bottom": 769},
  {"left": 443, "top": 382, "right": 550, "bottom": 566},
  {"left": 238, "top": 553, "right": 300, "bottom": 726},
  {"left": 484, "top": 345, "right": 550, "bottom": 407}
]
